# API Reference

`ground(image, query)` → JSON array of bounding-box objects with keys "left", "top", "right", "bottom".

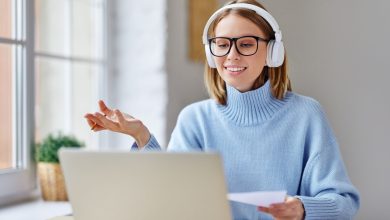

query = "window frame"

[
  {"left": 0, "top": 0, "right": 109, "bottom": 205},
  {"left": 0, "top": 0, "right": 37, "bottom": 204}
]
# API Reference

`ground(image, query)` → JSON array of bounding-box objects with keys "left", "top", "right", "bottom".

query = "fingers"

[
  {"left": 98, "top": 100, "right": 113, "bottom": 116},
  {"left": 91, "top": 123, "right": 105, "bottom": 131},
  {"left": 114, "top": 109, "right": 126, "bottom": 124},
  {"left": 85, "top": 116, "right": 96, "bottom": 127},
  {"left": 94, "top": 112, "right": 118, "bottom": 130},
  {"left": 269, "top": 204, "right": 291, "bottom": 219},
  {"left": 84, "top": 114, "right": 105, "bottom": 131},
  {"left": 257, "top": 206, "right": 270, "bottom": 213},
  {"left": 87, "top": 101, "right": 134, "bottom": 133},
  {"left": 258, "top": 205, "right": 290, "bottom": 219},
  {"left": 258, "top": 197, "right": 304, "bottom": 219},
  {"left": 258, "top": 205, "right": 287, "bottom": 216}
]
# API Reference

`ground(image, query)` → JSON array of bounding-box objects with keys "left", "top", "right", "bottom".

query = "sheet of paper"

[{"left": 228, "top": 191, "right": 287, "bottom": 207}]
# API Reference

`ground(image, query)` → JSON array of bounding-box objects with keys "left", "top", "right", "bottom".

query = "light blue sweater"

[{"left": 132, "top": 80, "right": 360, "bottom": 219}]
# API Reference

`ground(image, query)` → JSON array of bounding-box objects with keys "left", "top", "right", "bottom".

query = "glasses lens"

[
  {"left": 210, "top": 38, "right": 231, "bottom": 56},
  {"left": 236, "top": 37, "right": 258, "bottom": 56}
]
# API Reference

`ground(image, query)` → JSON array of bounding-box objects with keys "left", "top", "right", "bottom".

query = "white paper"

[{"left": 228, "top": 191, "right": 287, "bottom": 207}]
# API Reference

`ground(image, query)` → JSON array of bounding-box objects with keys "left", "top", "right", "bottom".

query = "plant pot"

[{"left": 38, "top": 162, "right": 68, "bottom": 201}]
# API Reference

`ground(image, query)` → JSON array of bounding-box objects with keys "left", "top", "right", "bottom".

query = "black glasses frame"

[{"left": 208, "top": 35, "right": 268, "bottom": 57}]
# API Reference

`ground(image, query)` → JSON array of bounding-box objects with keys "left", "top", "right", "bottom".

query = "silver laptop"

[{"left": 58, "top": 149, "right": 232, "bottom": 220}]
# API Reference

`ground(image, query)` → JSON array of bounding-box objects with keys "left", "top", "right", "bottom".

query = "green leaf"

[{"left": 35, "top": 133, "right": 84, "bottom": 163}]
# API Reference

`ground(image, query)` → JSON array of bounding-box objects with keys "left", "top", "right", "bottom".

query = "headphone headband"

[{"left": 202, "top": 3, "right": 282, "bottom": 45}]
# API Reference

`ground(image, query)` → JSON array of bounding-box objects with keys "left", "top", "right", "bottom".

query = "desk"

[
  {"left": 48, "top": 217, "right": 73, "bottom": 220},
  {"left": 0, "top": 199, "right": 71, "bottom": 220}
]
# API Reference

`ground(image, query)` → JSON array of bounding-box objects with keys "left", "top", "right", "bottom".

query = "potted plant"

[{"left": 35, "top": 133, "right": 84, "bottom": 201}]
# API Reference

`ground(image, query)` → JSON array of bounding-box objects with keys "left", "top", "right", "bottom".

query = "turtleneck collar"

[{"left": 218, "top": 80, "right": 291, "bottom": 126}]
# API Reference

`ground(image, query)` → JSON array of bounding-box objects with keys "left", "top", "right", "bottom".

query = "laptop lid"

[{"left": 59, "top": 149, "right": 232, "bottom": 220}]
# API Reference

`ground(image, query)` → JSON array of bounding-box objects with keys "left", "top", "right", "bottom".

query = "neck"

[{"left": 218, "top": 80, "right": 291, "bottom": 126}]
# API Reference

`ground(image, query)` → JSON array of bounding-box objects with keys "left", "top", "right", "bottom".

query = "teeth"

[{"left": 226, "top": 67, "right": 245, "bottom": 72}]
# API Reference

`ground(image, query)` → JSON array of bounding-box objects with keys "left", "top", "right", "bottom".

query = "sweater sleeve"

[
  {"left": 296, "top": 102, "right": 360, "bottom": 219},
  {"left": 131, "top": 134, "right": 162, "bottom": 151},
  {"left": 131, "top": 104, "right": 202, "bottom": 152}
]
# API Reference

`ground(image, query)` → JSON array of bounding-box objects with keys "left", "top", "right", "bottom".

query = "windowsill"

[{"left": 0, "top": 198, "right": 72, "bottom": 220}]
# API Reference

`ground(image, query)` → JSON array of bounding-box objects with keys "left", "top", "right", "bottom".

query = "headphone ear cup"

[
  {"left": 205, "top": 44, "right": 216, "bottom": 68},
  {"left": 266, "top": 40, "right": 285, "bottom": 67},
  {"left": 266, "top": 41, "right": 274, "bottom": 67}
]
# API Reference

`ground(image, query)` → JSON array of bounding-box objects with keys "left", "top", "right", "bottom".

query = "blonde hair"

[{"left": 204, "top": 0, "right": 292, "bottom": 105}]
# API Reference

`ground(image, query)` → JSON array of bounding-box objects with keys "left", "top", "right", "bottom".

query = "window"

[
  {"left": 0, "top": 0, "right": 108, "bottom": 204},
  {"left": 34, "top": 0, "right": 107, "bottom": 148},
  {"left": 0, "top": 0, "right": 36, "bottom": 201},
  {"left": 0, "top": 42, "right": 12, "bottom": 171}
]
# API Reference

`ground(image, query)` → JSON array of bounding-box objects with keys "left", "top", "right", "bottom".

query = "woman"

[{"left": 85, "top": 0, "right": 360, "bottom": 219}]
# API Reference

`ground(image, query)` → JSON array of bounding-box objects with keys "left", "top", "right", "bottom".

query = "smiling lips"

[{"left": 225, "top": 66, "right": 247, "bottom": 76}]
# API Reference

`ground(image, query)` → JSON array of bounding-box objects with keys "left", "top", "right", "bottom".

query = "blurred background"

[{"left": 0, "top": 0, "right": 389, "bottom": 219}]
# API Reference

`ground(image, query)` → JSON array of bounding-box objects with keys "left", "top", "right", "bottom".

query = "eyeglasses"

[{"left": 208, "top": 36, "right": 268, "bottom": 57}]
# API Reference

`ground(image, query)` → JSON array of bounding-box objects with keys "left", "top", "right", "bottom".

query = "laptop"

[{"left": 55, "top": 149, "right": 232, "bottom": 220}]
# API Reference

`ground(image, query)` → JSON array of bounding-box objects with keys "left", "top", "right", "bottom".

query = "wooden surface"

[{"left": 188, "top": 0, "right": 218, "bottom": 62}]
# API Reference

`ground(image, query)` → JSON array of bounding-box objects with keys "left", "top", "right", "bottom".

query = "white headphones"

[{"left": 202, "top": 3, "right": 285, "bottom": 68}]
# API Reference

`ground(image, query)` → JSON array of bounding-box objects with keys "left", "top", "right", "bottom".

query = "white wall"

[
  {"left": 109, "top": 0, "right": 208, "bottom": 149},
  {"left": 260, "top": 0, "right": 390, "bottom": 219},
  {"left": 165, "top": 0, "right": 209, "bottom": 140},
  {"left": 108, "top": 0, "right": 168, "bottom": 148}
]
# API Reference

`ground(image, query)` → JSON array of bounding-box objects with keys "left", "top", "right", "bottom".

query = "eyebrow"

[
  {"left": 212, "top": 35, "right": 268, "bottom": 41},
  {"left": 214, "top": 33, "right": 266, "bottom": 38}
]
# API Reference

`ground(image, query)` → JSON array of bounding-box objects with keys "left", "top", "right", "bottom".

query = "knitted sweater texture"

[{"left": 132, "top": 80, "right": 360, "bottom": 219}]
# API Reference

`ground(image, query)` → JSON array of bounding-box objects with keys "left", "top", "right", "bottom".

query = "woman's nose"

[{"left": 227, "top": 43, "right": 240, "bottom": 60}]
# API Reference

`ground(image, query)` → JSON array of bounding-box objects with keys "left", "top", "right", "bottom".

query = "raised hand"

[{"left": 84, "top": 100, "right": 151, "bottom": 148}]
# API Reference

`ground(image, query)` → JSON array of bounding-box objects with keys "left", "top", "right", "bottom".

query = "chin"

[{"left": 224, "top": 77, "right": 256, "bottom": 92}]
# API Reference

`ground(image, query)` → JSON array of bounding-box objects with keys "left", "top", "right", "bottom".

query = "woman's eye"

[
  {"left": 240, "top": 43, "right": 254, "bottom": 48},
  {"left": 217, "top": 44, "right": 229, "bottom": 48}
]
